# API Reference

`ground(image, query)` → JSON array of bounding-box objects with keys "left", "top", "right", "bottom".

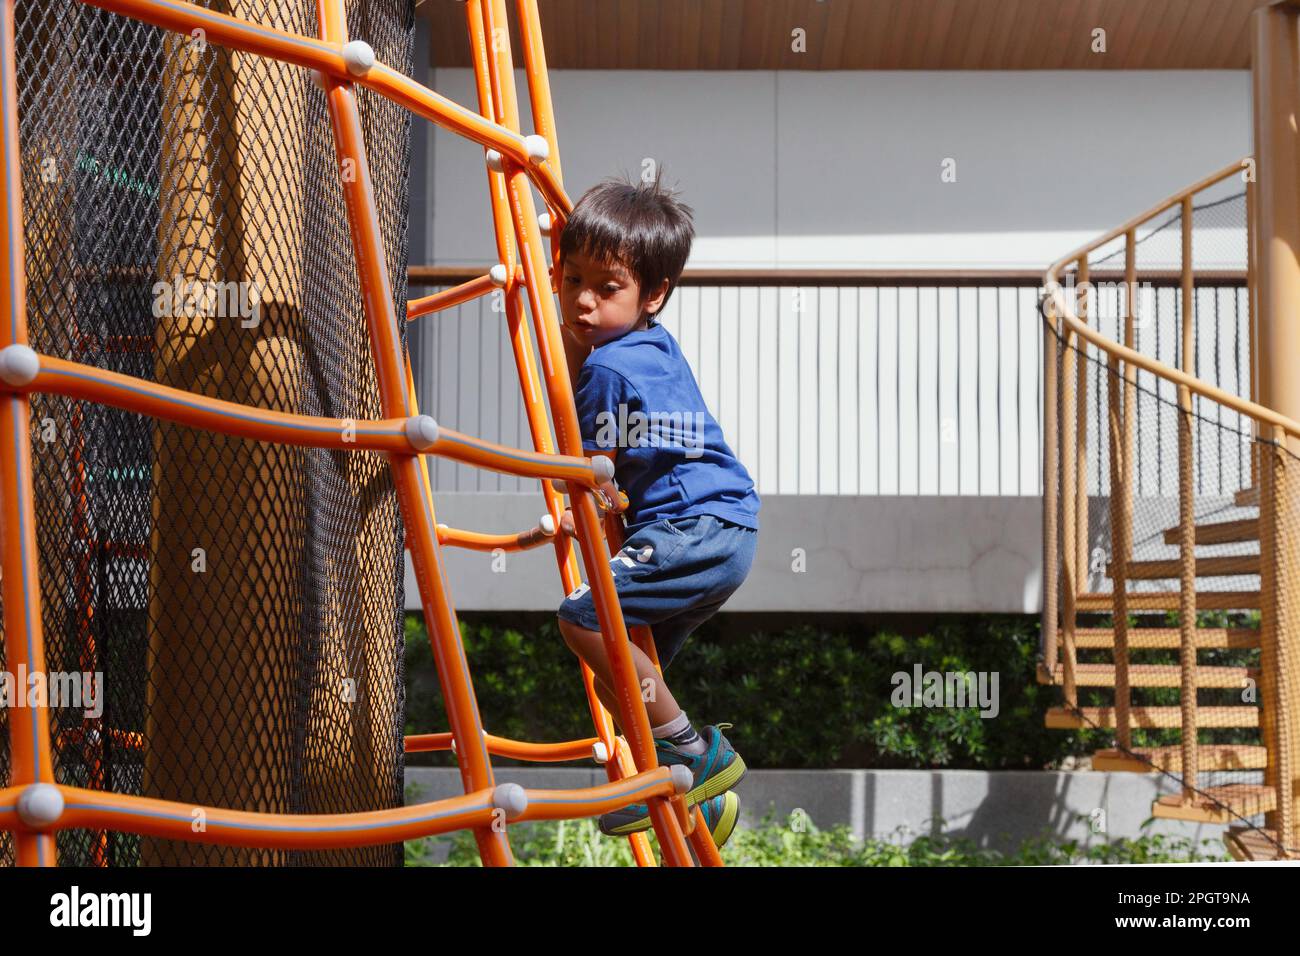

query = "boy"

[{"left": 553, "top": 172, "right": 760, "bottom": 846}]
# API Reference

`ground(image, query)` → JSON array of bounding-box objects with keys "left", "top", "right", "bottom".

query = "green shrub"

[{"left": 403, "top": 612, "right": 1107, "bottom": 769}]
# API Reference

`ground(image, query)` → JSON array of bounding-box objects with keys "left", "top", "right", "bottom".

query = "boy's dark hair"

[{"left": 559, "top": 169, "right": 695, "bottom": 316}]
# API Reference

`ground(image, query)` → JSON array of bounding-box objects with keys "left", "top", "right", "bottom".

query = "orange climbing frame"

[{"left": 0, "top": 0, "right": 722, "bottom": 867}]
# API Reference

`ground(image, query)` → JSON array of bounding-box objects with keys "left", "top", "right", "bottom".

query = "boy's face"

[{"left": 558, "top": 249, "right": 669, "bottom": 349}]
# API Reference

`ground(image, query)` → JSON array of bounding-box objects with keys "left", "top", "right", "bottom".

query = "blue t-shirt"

[{"left": 574, "top": 318, "right": 761, "bottom": 535}]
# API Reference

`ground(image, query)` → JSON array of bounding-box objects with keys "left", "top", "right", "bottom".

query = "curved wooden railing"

[{"left": 1042, "top": 157, "right": 1299, "bottom": 859}]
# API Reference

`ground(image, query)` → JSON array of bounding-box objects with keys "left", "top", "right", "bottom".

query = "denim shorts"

[{"left": 556, "top": 513, "right": 758, "bottom": 669}]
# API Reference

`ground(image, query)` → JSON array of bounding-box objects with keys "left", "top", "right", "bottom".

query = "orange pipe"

[
  {"left": 0, "top": 769, "right": 682, "bottom": 848},
  {"left": 13, "top": 353, "right": 610, "bottom": 483},
  {"left": 514, "top": 0, "right": 563, "bottom": 187},
  {"left": 26, "top": 355, "right": 409, "bottom": 448},
  {"left": 317, "top": 0, "right": 514, "bottom": 867},
  {"left": 56, "top": 726, "right": 145, "bottom": 753},
  {"left": 0, "top": 0, "right": 713, "bottom": 866},
  {"left": 459, "top": 0, "right": 628, "bottom": 841},
  {"left": 602, "top": 513, "right": 722, "bottom": 864},
  {"left": 408, "top": 267, "right": 523, "bottom": 320},
  {"left": 514, "top": 769, "right": 686, "bottom": 823},
  {"left": 476, "top": 0, "right": 692, "bottom": 865},
  {"left": 423, "top": 420, "right": 606, "bottom": 484},
  {"left": 405, "top": 731, "right": 597, "bottom": 762},
  {"left": 0, "top": 0, "right": 56, "bottom": 868},
  {"left": 436, "top": 519, "right": 555, "bottom": 552}
]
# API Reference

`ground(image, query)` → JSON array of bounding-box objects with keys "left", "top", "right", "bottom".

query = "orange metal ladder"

[{"left": 0, "top": 0, "right": 721, "bottom": 867}]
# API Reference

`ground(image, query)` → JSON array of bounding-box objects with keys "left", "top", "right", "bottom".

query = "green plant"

[
  {"left": 403, "top": 810, "right": 1231, "bottom": 867},
  {"left": 403, "top": 612, "right": 1107, "bottom": 770}
]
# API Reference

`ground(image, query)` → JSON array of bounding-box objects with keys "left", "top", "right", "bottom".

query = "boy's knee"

[{"left": 557, "top": 616, "right": 588, "bottom": 654}]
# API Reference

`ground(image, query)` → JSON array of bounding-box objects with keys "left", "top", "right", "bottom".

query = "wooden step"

[
  {"left": 1235, "top": 486, "right": 1259, "bottom": 507},
  {"left": 1072, "top": 627, "right": 1259, "bottom": 649},
  {"left": 1123, "top": 555, "right": 1258, "bottom": 580},
  {"left": 1048, "top": 663, "right": 1256, "bottom": 688},
  {"left": 1163, "top": 517, "right": 1259, "bottom": 546},
  {"left": 1092, "top": 745, "right": 1268, "bottom": 773},
  {"left": 1224, "top": 826, "right": 1291, "bottom": 862},
  {"left": 1076, "top": 591, "right": 1259, "bottom": 611},
  {"left": 1153, "top": 783, "right": 1275, "bottom": 824},
  {"left": 1046, "top": 706, "right": 1259, "bottom": 729}
]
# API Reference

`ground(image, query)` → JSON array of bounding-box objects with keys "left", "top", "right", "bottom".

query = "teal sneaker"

[
  {"left": 598, "top": 723, "right": 747, "bottom": 837},
  {"left": 697, "top": 790, "right": 741, "bottom": 848}
]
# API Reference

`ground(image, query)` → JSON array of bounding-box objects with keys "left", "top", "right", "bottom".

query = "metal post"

[
  {"left": 1178, "top": 196, "right": 1199, "bottom": 797},
  {"left": 1251, "top": 2, "right": 1300, "bottom": 855},
  {"left": 1042, "top": 297, "right": 1060, "bottom": 674},
  {"left": 1110, "top": 231, "right": 1137, "bottom": 750}
]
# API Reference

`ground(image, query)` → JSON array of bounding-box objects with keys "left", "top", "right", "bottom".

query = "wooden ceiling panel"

[{"left": 418, "top": 0, "right": 1267, "bottom": 70}]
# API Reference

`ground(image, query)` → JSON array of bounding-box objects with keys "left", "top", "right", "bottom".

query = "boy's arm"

[
  {"left": 568, "top": 448, "right": 624, "bottom": 514},
  {"left": 563, "top": 360, "right": 630, "bottom": 527},
  {"left": 558, "top": 448, "right": 624, "bottom": 537},
  {"left": 586, "top": 448, "right": 624, "bottom": 512}
]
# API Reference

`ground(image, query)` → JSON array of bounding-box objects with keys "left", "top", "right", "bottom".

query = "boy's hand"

[
  {"left": 558, "top": 487, "right": 629, "bottom": 540},
  {"left": 586, "top": 450, "right": 626, "bottom": 514},
  {"left": 595, "top": 479, "right": 628, "bottom": 515}
]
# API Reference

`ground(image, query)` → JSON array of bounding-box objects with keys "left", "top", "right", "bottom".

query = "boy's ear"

[{"left": 642, "top": 278, "right": 670, "bottom": 316}]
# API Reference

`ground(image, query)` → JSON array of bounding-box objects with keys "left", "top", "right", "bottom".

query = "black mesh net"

[
  {"left": 2, "top": 0, "right": 415, "bottom": 866},
  {"left": 1045, "top": 185, "right": 1300, "bottom": 858}
]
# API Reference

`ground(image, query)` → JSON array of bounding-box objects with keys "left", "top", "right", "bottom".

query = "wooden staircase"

[
  {"left": 1042, "top": 504, "right": 1276, "bottom": 850},
  {"left": 1042, "top": 155, "right": 1300, "bottom": 864}
]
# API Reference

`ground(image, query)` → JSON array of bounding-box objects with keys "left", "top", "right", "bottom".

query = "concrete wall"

[
  {"left": 405, "top": 492, "right": 1042, "bottom": 612},
  {"left": 405, "top": 766, "right": 1247, "bottom": 859}
]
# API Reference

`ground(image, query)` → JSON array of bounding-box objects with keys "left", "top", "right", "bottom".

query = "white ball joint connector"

[
  {"left": 341, "top": 40, "right": 376, "bottom": 77},
  {"left": 669, "top": 764, "right": 693, "bottom": 795},
  {"left": 488, "top": 263, "right": 509, "bottom": 287},
  {"left": 492, "top": 783, "right": 528, "bottom": 822},
  {"left": 0, "top": 344, "right": 39, "bottom": 388},
  {"left": 591, "top": 454, "right": 615, "bottom": 484},
  {"left": 538, "top": 513, "right": 556, "bottom": 537},
  {"left": 16, "top": 782, "right": 64, "bottom": 829},
  {"left": 405, "top": 414, "right": 440, "bottom": 452},
  {"left": 310, "top": 40, "right": 375, "bottom": 87},
  {"left": 485, "top": 135, "right": 550, "bottom": 174}
]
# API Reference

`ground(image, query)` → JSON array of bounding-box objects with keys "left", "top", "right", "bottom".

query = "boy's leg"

[
  {"left": 560, "top": 619, "right": 711, "bottom": 761},
  {"left": 557, "top": 617, "right": 679, "bottom": 726}
]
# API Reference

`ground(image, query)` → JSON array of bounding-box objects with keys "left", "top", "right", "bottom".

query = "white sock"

[{"left": 652, "top": 711, "right": 707, "bottom": 755}]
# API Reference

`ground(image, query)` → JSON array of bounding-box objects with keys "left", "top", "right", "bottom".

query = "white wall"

[
  {"left": 408, "top": 61, "right": 1252, "bottom": 494},
  {"left": 416, "top": 66, "right": 1250, "bottom": 270},
  {"left": 403, "top": 51, "right": 1254, "bottom": 611}
]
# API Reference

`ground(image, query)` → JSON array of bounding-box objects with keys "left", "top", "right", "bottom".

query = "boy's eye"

[{"left": 603, "top": 283, "right": 619, "bottom": 293}]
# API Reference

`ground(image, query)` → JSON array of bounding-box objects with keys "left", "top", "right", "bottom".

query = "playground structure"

[
  {"left": 0, "top": 0, "right": 721, "bottom": 867},
  {"left": 1040, "top": 0, "right": 1300, "bottom": 862},
  {"left": 6, "top": 0, "right": 1300, "bottom": 872}
]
